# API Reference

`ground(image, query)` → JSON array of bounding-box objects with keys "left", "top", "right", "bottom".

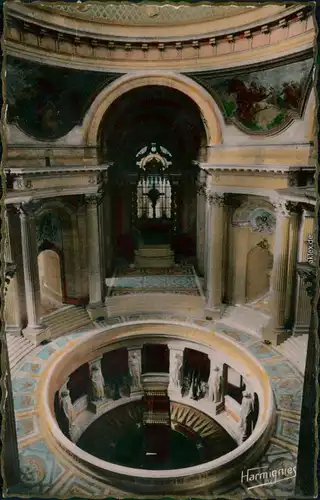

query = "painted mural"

[
  {"left": 6, "top": 56, "right": 313, "bottom": 140},
  {"left": 6, "top": 57, "right": 120, "bottom": 140},
  {"left": 192, "top": 57, "right": 314, "bottom": 133}
]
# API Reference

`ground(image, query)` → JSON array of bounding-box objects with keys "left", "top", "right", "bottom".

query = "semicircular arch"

[{"left": 82, "top": 72, "right": 224, "bottom": 153}]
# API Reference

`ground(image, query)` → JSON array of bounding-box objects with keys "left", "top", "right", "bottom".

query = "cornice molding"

[
  {"left": 5, "top": 4, "right": 296, "bottom": 42},
  {"left": 4, "top": 7, "right": 315, "bottom": 74}
]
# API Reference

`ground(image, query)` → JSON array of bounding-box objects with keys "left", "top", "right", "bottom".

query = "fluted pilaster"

[
  {"left": 270, "top": 199, "right": 291, "bottom": 333},
  {"left": 293, "top": 208, "right": 315, "bottom": 335},
  {"left": 18, "top": 203, "right": 46, "bottom": 343},
  {"left": 4, "top": 206, "right": 26, "bottom": 334},
  {"left": 284, "top": 206, "right": 300, "bottom": 325},
  {"left": 196, "top": 172, "right": 206, "bottom": 276},
  {"left": 85, "top": 194, "right": 103, "bottom": 307},
  {"left": 205, "top": 190, "right": 225, "bottom": 315}
]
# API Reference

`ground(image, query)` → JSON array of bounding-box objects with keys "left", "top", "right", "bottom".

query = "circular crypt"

[{"left": 41, "top": 321, "right": 275, "bottom": 495}]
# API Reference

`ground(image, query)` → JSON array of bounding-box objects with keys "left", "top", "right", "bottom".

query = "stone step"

[
  {"left": 276, "top": 334, "right": 308, "bottom": 374},
  {"left": 218, "top": 305, "right": 270, "bottom": 339},
  {"left": 105, "top": 293, "right": 205, "bottom": 318},
  {"left": 135, "top": 247, "right": 174, "bottom": 258},
  {"left": 42, "top": 306, "right": 92, "bottom": 339},
  {"left": 6, "top": 334, "right": 35, "bottom": 371}
]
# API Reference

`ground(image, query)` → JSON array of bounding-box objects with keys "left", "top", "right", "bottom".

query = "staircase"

[
  {"left": 134, "top": 244, "right": 174, "bottom": 268},
  {"left": 105, "top": 293, "right": 205, "bottom": 319},
  {"left": 276, "top": 334, "right": 309, "bottom": 374},
  {"left": 218, "top": 305, "right": 270, "bottom": 339},
  {"left": 42, "top": 305, "right": 92, "bottom": 339},
  {"left": 6, "top": 334, "right": 35, "bottom": 372}
]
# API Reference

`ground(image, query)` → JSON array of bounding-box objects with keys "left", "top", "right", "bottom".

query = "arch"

[
  {"left": 83, "top": 72, "right": 223, "bottom": 151},
  {"left": 38, "top": 247, "right": 64, "bottom": 310}
]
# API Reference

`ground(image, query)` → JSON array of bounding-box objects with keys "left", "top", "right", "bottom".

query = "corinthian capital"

[
  {"left": 271, "top": 198, "right": 291, "bottom": 218},
  {"left": 205, "top": 189, "right": 225, "bottom": 207},
  {"left": 16, "top": 201, "right": 38, "bottom": 218}
]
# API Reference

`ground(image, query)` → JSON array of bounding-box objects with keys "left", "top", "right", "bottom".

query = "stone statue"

[
  {"left": 128, "top": 351, "right": 141, "bottom": 390},
  {"left": 208, "top": 366, "right": 221, "bottom": 403},
  {"left": 240, "top": 390, "right": 254, "bottom": 441},
  {"left": 170, "top": 352, "right": 183, "bottom": 389},
  {"left": 60, "top": 389, "right": 75, "bottom": 423},
  {"left": 90, "top": 364, "right": 105, "bottom": 401}
]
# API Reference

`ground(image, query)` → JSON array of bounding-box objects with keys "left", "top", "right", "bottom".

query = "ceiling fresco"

[
  {"left": 189, "top": 57, "right": 314, "bottom": 134},
  {"left": 6, "top": 56, "right": 314, "bottom": 141}
]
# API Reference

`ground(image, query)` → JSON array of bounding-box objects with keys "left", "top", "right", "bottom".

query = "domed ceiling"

[{"left": 36, "top": 2, "right": 258, "bottom": 25}]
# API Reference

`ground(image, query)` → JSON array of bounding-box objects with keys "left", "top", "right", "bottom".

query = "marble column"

[
  {"left": 196, "top": 172, "right": 206, "bottom": 276},
  {"left": 205, "top": 190, "right": 225, "bottom": 316},
  {"left": 284, "top": 206, "right": 300, "bottom": 326},
  {"left": 18, "top": 203, "right": 47, "bottom": 344},
  {"left": 293, "top": 209, "right": 315, "bottom": 335},
  {"left": 4, "top": 205, "right": 26, "bottom": 334},
  {"left": 127, "top": 347, "right": 142, "bottom": 394},
  {"left": 168, "top": 345, "right": 184, "bottom": 395},
  {"left": 85, "top": 194, "right": 104, "bottom": 309},
  {"left": 264, "top": 199, "right": 291, "bottom": 344}
]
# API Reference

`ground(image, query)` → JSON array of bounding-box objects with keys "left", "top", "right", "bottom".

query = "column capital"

[
  {"left": 15, "top": 201, "right": 38, "bottom": 218},
  {"left": 271, "top": 198, "right": 293, "bottom": 218},
  {"left": 205, "top": 189, "right": 225, "bottom": 207},
  {"left": 196, "top": 180, "right": 206, "bottom": 195},
  {"left": 302, "top": 207, "right": 314, "bottom": 218}
]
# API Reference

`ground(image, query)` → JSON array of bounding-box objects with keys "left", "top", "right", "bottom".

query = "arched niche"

[
  {"left": 37, "top": 246, "right": 64, "bottom": 312},
  {"left": 245, "top": 245, "right": 273, "bottom": 303}
]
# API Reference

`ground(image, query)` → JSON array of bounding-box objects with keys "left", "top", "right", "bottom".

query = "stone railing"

[{"left": 39, "top": 321, "right": 275, "bottom": 495}]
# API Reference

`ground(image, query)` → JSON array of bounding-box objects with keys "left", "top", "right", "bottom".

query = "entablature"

[{"left": 4, "top": 3, "right": 315, "bottom": 73}]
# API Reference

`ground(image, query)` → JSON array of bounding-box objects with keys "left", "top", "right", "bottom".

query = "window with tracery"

[{"left": 135, "top": 143, "right": 172, "bottom": 220}]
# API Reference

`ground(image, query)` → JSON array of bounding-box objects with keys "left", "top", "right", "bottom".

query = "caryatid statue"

[
  {"left": 90, "top": 362, "right": 105, "bottom": 401},
  {"left": 170, "top": 351, "right": 183, "bottom": 390},
  {"left": 208, "top": 365, "right": 221, "bottom": 403},
  {"left": 128, "top": 350, "right": 142, "bottom": 391},
  {"left": 240, "top": 390, "right": 254, "bottom": 441},
  {"left": 60, "top": 388, "right": 75, "bottom": 423}
]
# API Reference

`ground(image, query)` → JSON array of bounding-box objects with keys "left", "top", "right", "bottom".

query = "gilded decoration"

[{"left": 189, "top": 57, "right": 313, "bottom": 134}]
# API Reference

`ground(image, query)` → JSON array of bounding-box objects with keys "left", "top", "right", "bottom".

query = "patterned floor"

[
  {"left": 107, "top": 265, "right": 202, "bottom": 296},
  {"left": 7, "top": 313, "right": 305, "bottom": 498}
]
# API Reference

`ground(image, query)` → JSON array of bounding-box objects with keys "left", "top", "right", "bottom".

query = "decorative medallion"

[{"left": 249, "top": 208, "right": 276, "bottom": 234}]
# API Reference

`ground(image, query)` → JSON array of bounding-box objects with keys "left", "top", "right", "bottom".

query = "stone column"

[
  {"left": 293, "top": 209, "right": 315, "bottom": 335},
  {"left": 264, "top": 199, "right": 291, "bottom": 344},
  {"left": 196, "top": 172, "right": 206, "bottom": 276},
  {"left": 18, "top": 203, "right": 47, "bottom": 344},
  {"left": 4, "top": 205, "right": 26, "bottom": 335},
  {"left": 168, "top": 345, "right": 184, "bottom": 395},
  {"left": 205, "top": 190, "right": 225, "bottom": 317},
  {"left": 284, "top": 206, "right": 300, "bottom": 326},
  {"left": 85, "top": 194, "right": 104, "bottom": 312},
  {"left": 127, "top": 347, "right": 143, "bottom": 395}
]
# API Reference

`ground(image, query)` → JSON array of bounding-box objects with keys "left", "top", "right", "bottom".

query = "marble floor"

[
  {"left": 7, "top": 310, "right": 305, "bottom": 499},
  {"left": 107, "top": 265, "right": 203, "bottom": 297}
]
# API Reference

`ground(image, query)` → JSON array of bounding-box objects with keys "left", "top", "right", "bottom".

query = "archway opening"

[
  {"left": 38, "top": 248, "right": 63, "bottom": 315},
  {"left": 99, "top": 85, "right": 206, "bottom": 270}
]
